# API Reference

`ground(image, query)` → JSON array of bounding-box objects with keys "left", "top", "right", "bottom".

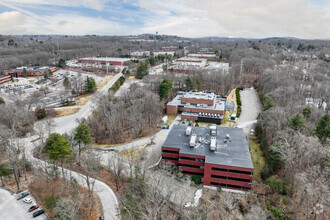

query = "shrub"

[
  {"left": 191, "top": 175, "right": 202, "bottom": 184},
  {"left": 44, "top": 195, "right": 59, "bottom": 209},
  {"left": 282, "top": 196, "right": 289, "bottom": 205},
  {"left": 110, "top": 76, "right": 126, "bottom": 92},
  {"left": 35, "top": 108, "right": 47, "bottom": 119},
  {"left": 265, "top": 177, "right": 291, "bottom": 195},
  {"left": 266, "top": 202, "right": 285, "bottom": 220},
  {"left": 236, "top": 88, "right": 243, "bottom": 117},
  {"left": 0, "top": 97, "right": 5, "bottom": 104}
]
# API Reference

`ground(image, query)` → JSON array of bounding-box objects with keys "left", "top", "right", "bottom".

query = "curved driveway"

[{"left": 31, "top": 73, "right": 122, "bottom": 219}]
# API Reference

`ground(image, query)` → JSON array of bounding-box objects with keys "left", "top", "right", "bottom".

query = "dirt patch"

[
  {"left": 119, "top": 143, "right": 149, "bottom": 162},
  {"left": 249, "top": 136, "right": 265, "bottom": 181},
  {"left": 28, "top": 172, "right": 103, "bottom": 220},
  {"left": 55, "top": 107, "right": 80, "bottom": 117},
  {"left": 76, "top": 93, "right": 93, "bottom": 105}
]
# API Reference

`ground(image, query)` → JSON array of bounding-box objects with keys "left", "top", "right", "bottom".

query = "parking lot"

[
  {"left": 0, "top": 70, "right": 103, "bottom": 107},
  {"left": 0, "top": 189, "right": 47, "bottom": 220}
]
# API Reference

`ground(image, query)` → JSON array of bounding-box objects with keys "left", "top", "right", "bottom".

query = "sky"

[{"left": 0, "top": 0, "right": 329, "bottom": 39}]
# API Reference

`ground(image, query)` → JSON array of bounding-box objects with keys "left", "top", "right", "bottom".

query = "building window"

[
  {"left": 179, "top": 156, "right": 204, "bottom": 162},
  {"left": 179, "top": 163, "right": 203, "bottom": 169},
  {"left": 211, "top": 167, "right": 252, "bottom": 175},
  {"left": 162, "top": 150, "right": 179, "bottom": 154},
  {"left": 162, "top": 156, "right": 178, "bottom": 161}
]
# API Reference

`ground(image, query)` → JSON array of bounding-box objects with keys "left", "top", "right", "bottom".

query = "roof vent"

[
  {"left": 210, "top": 125, "right": 217, "bottom": 136},
  {"left": 186, "top": 126, "right": 192, "bottom": 136},
  {"left": 190, "top": 134, "right": 197, "bottom": 147},
  {"left": 224, "top": 134, "right": 231, "bottom": 143},
  {"left": 210, "top": 137, "right": 216, "bottom": 151}
]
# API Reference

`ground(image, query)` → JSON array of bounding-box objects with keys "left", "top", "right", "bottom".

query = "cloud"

[
  {"left": 0, "top": 0, "right": 110, "bottom": 11},
  {"left": 137, "top": 0, "right": 330, "bottom": 38},
  {"left": 188, "top": 0, "right": 330, "bottom": 38},
  {"left": 0, "top": 11, "right": 27, "bottom": 34},
  {"left": 0, "top": 0, "right": 329, "bottom": 38}
]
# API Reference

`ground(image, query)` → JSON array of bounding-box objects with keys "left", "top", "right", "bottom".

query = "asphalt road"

[
  {"left": 36, "top": 73, "right": 123, "bottom": 134},
  {"left": 29, "top": 73, "right": 123, "bottom": 219},
  {"left": 23, "top": 138, "right": 119, "bottom": 220},
  {"left": 237, "top": 88, "right": 261, "bottom": 135},
  {"left": 0, "top": 189, "right": 47, "bottom": 220}
]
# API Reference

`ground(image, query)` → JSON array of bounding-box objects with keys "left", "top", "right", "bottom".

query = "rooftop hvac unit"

[
  {"left": 210, "top": 125, "right": 217, "bottom": 135},
  {"left": 186, "top": 126, "right": 192, "bottom": 136},
  {"left": 210, "top": 137, "right": 216, "bottom": 151},
  {"left": 190, "top": 134, "right": 197, "bottom": 147}
]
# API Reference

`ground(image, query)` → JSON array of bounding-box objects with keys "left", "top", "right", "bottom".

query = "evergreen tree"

[
  {"left": 74, "top": 123, "right": 93, "bottom": 164},
  {"left": 302, "top": 105, "right": 312, "bottom": 119},
  {"left": 159, "top": 79, "right": 173, "bottom": 100},
  {"left": 58, "top": 58, "right": 66, "bottom": 68},
  {"left": 185, "top": 77, "right": 194, "bottom": 90},
  {"left": 43, "top": 133, "right": 71, "bottom": 163},
  {"left": 289, "top": 113, "right": 306, "bottom": 131},
  {"left": 22, "top": 68, "right": 28, "bottom": 77},
  {"left": 136, "top": 62, "right": 148, "bottom": 79},
  {"left": 86, "top": 77, "right": 96, "bottom": 93},
  {"left": 314, "top": 114, "right": 329, "bottom": 145},
  {"left": 263, "top": 96, "right": 275, "bottom": 111}
]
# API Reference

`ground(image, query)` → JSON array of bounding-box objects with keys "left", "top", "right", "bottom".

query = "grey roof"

[
  {"left": 163, "top": 124, "right": 253, "bottom": 169},
  {"left": 182, "top": 112, "right": 224, "bottom": 119},
  {"left": 167, "top": 92, "right": 225, "bottom": 112},
  {"left": 0, "top": 74, "right": 10, "bottom": 79}
]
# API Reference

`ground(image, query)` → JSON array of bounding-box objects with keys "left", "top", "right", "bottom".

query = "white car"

[{"left": 23, "top": 197, "right": 32, "bottom": 203}]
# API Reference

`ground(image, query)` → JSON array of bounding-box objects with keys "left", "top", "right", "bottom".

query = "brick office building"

[
  {"left": 3, "top": 66, "right": 56, "bottom": 77},
  {"left": 162, "top": 125, "right": 253, "bottom": 191},
  {"left": 0, "top": 74, "right": 12, "bottom": 84},
  {"left": 167, "top": 91, "right": 225, "bottom": 124}
]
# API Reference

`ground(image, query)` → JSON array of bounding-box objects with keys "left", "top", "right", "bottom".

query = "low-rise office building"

[
  {"left": 0, "top": 74, "right": 12, "bottom": 84},
  {"left": 167, "top": 91, "right": 225, "bottom": 124},
  {"left": 77, "top": 57, "right": 130, "bottom": 66},
  {"left": 3, "top": 66, "right": 56, "bottom": 77},
  {"left": 162, "top": 125, "right": 253, "bottom": 191}
]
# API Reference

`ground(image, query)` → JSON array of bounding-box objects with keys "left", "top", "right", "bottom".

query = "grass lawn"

[
  {"left": 55, "top": 107, "right": 80, "bottom": 117},
  {"left": 249, "top": 135, "right": 265, "bottom": 181},
  {"left": 128, "top": 76, "right": 138, "bottom": 80},
  {"left": 221, "top": 111, "right": 236, "bottom": 127},
  {"left": 92, "top": 143, "right": 122, "bottom": 148},
  {"left": 119, "top": 143, "right": 149, "bottom": 162},
  {"left": 97, "top": 75, "right": 113, "bottom": 89}
]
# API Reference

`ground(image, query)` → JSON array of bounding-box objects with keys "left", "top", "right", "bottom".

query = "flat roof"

[
  {"left": 182, "top": 91, "right": 215, "bottom": 100},
  {"left": 163, "top": 125, "right": 253, "bottom": 169},
  {"left": 182, "top": 112, "right": 224, "bottom": 119},
  {"left": 78, "top": 57, "right": 131, "bottom": 62},
  {"left": 0, "top": 74, "right": 10, "bottom": 79},
  {"left": 167, "top": 92, "right": 225, "bottom": 112},
  {"left": 188, "top": 54, "right": 217, "bottom": 58},
  {"left": 5, "top": 66, "right": 55, "bottom": 72}
]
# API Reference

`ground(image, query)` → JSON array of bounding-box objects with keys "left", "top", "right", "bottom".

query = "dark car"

[
  {"left": 32, "top": 209, "right": 44, "bottom": 217},
  {"left": 28, "top": 205, "right": 39, "bottom": 212},
  {"left": 16, "top": 192, "right": 29, "bottom": 200}
]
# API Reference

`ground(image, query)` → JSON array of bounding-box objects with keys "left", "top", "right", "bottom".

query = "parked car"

[
  {"left": 16, "top": 192, "right": 29, "bottom": 200},
  {"left": 33, "top": 209, "right": 45, "bottom": 217},
  {"left": 28, "top": 205, "right": 39, "bottom": 212},
  {"left": 23, "top": 197, "right": 32, "bottom": 203}
]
